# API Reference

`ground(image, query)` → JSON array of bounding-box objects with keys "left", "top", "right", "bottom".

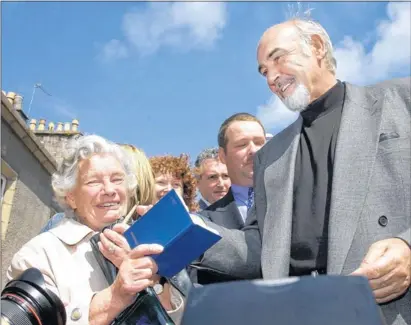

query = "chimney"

[
  {"left": 6, "top": 92, "right": 16, "bottom": 105},
  {"left": 64, "top": 122, "right": 71, "bottom": 132},
  {"left": 56, "top": 122, "right": 63, "bottom": 132},
  {"left": 48, "top": 122, "right": 55, "bottom": 131},
  {"left": 38, "top": 119, "right": 46, "bottom": 131},
  {"left": 29, "top": 119, "right": 37, "bottom": 131},
  {"left": 71, "top": 119, "right": 79, "bottom": 132},
  {"left": 13, "top": 94, "right": 28, "bottom": 122},
  {"left": 14, "top": 94, "right": 23, "bottom": 111}
]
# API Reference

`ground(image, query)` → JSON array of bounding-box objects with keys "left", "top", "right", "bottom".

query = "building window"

[{"left": 1, "top": 174, "right": 6, "bottom": 202}]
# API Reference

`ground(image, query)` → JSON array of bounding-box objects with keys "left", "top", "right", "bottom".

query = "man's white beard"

[{"left": 282, "top": 83, "right": 310, "bottom": 113}]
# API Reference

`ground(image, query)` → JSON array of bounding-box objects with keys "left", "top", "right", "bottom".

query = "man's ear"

[
  {"left": 311, "top": 34, "right": 326, "bottom": 60},
  {"left": 65, "top": 192, "right": 77, "bottom": 210},
  {"left": 218, "top": 147, "right": 227, "bottom": 164}
]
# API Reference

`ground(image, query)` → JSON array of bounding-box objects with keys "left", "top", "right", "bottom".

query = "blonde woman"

[{"left": 120, "top": 144, "right": 156, "bottom": 208}]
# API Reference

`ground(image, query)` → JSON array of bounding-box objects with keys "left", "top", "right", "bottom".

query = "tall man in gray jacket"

[{"left": 195, "top": 17, "right": 411, "bottom": 325}]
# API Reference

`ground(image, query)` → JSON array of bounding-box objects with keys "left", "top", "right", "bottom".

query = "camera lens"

[
  {"left": 1, "top": 299, "right": 35, "bottom": 325},
  {"left": 1, "top": 268, "right": 66, "bottom": 325}
]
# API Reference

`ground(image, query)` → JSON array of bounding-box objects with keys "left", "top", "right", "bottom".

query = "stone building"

[
  {"left": 29, "top": 118, "right": 81, "bottom": 167},
  {"left": 1, "top": 91, "right": 81, "bottom": 287}
]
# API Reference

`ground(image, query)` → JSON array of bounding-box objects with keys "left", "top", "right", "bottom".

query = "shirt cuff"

[{"left": 167, "top": 285, "right": 185, "bottom": 325}]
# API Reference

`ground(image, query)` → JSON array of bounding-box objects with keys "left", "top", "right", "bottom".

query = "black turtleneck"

[{"left": 289, "top": 80, "right": 346, "bottom": 277}]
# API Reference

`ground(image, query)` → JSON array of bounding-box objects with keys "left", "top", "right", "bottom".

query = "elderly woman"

[
  {"left": 40, "top": 143, "right": 157, "bottom": 231},
  {"left": 7, "top": 135, "right": 184, "bottom": 325},
  {"left": 150, "top": 154, "right": 198, "bottom": 212}
]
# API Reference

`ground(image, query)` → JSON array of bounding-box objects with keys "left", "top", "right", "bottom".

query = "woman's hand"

[
  {"left": 98, "top": 223, "right": 130, "bottom": 268},
  {"left": 110, "top": 244, "right": 164, "bottom": 307},
  {"left": 136, "top": 205, "right": 154, "bottom": 217},
  {"left": 89, "top": 243, "right": 164, "bottom": 325}
]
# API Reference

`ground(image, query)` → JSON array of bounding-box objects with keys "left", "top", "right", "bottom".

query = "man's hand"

[{"left": 350, "top": 238, "right": 411, "bottom": 304}]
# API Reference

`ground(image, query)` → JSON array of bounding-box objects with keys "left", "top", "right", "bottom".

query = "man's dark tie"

[{"left": 247, "top": 187, "right": 254, "bottom": 210}]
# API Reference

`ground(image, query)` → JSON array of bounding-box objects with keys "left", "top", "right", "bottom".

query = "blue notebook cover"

[{"left": 123, "top": 190, "right": 222, "bottom": 278}]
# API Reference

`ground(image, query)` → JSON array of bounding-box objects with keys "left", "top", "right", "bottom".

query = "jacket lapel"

[
  {"left": 198, "top": 198, "right": 209, "bottom": 211},
  {"left": 227, "top": 201, "right": 245, "bottom": 229},
  {"left": 211, "top": 189, "right": 244, "bottom": 229},
  {"left": 259, "top": 117, "right": 302, "bottom": 278},
  {"left": 327, "top": 83, "right": 383, "bottom": 274}
]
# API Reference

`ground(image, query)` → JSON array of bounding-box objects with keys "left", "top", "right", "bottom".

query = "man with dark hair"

[
  {"left": 202, "top": 113, "right": 266, "bottom": 228},
  {"left": 193, "top": 113, "right": 266, "bottom": 284},
  {"left": 194, "top": 148, "right": 230, "bottom": 210}
]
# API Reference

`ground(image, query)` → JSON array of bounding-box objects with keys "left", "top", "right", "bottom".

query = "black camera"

[{"left": 1, "top": 268, "right": 66, "bottom": 325}]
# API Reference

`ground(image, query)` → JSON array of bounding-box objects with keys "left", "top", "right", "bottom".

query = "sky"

[{"left": 2, "top": 1, "right": 410, "bottom": 161}]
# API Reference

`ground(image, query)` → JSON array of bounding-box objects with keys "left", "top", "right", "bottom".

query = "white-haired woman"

[{"left": 7, "top": 135, "right": 184, "bottom": 325}]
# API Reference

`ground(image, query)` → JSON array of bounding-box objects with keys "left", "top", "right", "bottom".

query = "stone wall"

[
  {"left": 1, "top": 120, "right": 60, "bottom": 288},
  {"left": 36, "top": 134, "right": 75, "bottom": 167}
]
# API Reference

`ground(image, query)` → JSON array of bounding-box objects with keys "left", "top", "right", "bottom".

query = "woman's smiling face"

[{"left": 66, "top": 154, "right": 129, "bottom": 230}]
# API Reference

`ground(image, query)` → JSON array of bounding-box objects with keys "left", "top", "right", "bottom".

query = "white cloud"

[
  {"left": 256, "top": 96, "right": 299, "bottom": 134},
  {"left": 334, "top": 2, "right": 410, "bottom": 85},
  {"left": 100, "top": 39, "right": 129, "bottom": 62},
  {"left": 100, "top": 2, "right": 227, "bottom": 59}
]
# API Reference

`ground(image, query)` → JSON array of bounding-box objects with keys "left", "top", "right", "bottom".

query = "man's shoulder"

[
  {"left": 202, "top": 190, "right": 234, "bottom": 213},
  {"left": 374, "top": 77, "right": 410, "bottom": 105},
  {"left": 348, "top": 77, "right": 410, "bottom": 102},
  {"left": 256, "top": 116, "right": 302, "bottom": 166},
  {"left": 347, "top": 77, "right": 410, "bottom": 117},
  {"left": 369, "top": 77, "right": 410, "bottom": 92}
]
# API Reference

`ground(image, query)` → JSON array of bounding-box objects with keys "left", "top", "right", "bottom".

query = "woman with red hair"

[{"left": 150, "top": 154, "right": 198, "bottom": 212}]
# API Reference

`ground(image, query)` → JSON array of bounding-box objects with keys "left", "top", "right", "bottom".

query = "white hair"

[
  {"left": 51, "top": 134, "right": 137, "bottom": 214},
  {"left": 292, "top": 18, "right": 337, "bottom": 75},
  {"left": 282, "top": 83, "right": 311, "bottom": 112}
]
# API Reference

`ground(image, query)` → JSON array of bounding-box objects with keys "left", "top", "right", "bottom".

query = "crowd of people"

[{"left": 6, "top": 16, "right": 410, "bottom": 325}]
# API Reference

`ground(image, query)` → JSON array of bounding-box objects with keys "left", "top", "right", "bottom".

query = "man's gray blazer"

[
  {"left": 191, "top": 188, "right": 247, "bottom": 284},
  {"left": 198, "top": 78, "right": 411, "bottom": 325},
  {"left": 200, "top": 188, "right": 244, "bottom": 229}
]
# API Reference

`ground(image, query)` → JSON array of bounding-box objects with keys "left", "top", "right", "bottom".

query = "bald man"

[{"left": 197, "top": 18, "right": 410, "bottom": 325}]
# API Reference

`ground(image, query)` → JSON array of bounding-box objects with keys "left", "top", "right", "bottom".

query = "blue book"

[{"left": 123, "top": 190, "right": 222, "bottom": 278}]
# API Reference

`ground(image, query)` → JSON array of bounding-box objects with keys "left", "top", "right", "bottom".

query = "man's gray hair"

[
  {"left": 51, "top": 134, "right": 137, "bottom": 213},
  {"left": 194, "top": 147, "right": 219, "bottom": 169},
  {"left": 292, "top": 18, "right": 337, "bottom": 74}
]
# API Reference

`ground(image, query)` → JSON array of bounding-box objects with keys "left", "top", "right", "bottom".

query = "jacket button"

[
  {"left": 71, "top": 308, "right": 82, "bottom": 321},
  {"left": 378, "top": 216, "right": 388, "bottom": 227}
]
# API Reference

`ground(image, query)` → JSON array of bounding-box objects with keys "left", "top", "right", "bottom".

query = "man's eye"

[
  {"left": 274, "top": 53, "right": 287, "bottom": 62},
  {"left": 173, "top": 183, "right": 182, "bottom": 188},
  {"left": 86, "top": 180, "right": 99, "bottom": 186},
  {"left": 112, "top": 178, "right": 124, "bottom": 184}
]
